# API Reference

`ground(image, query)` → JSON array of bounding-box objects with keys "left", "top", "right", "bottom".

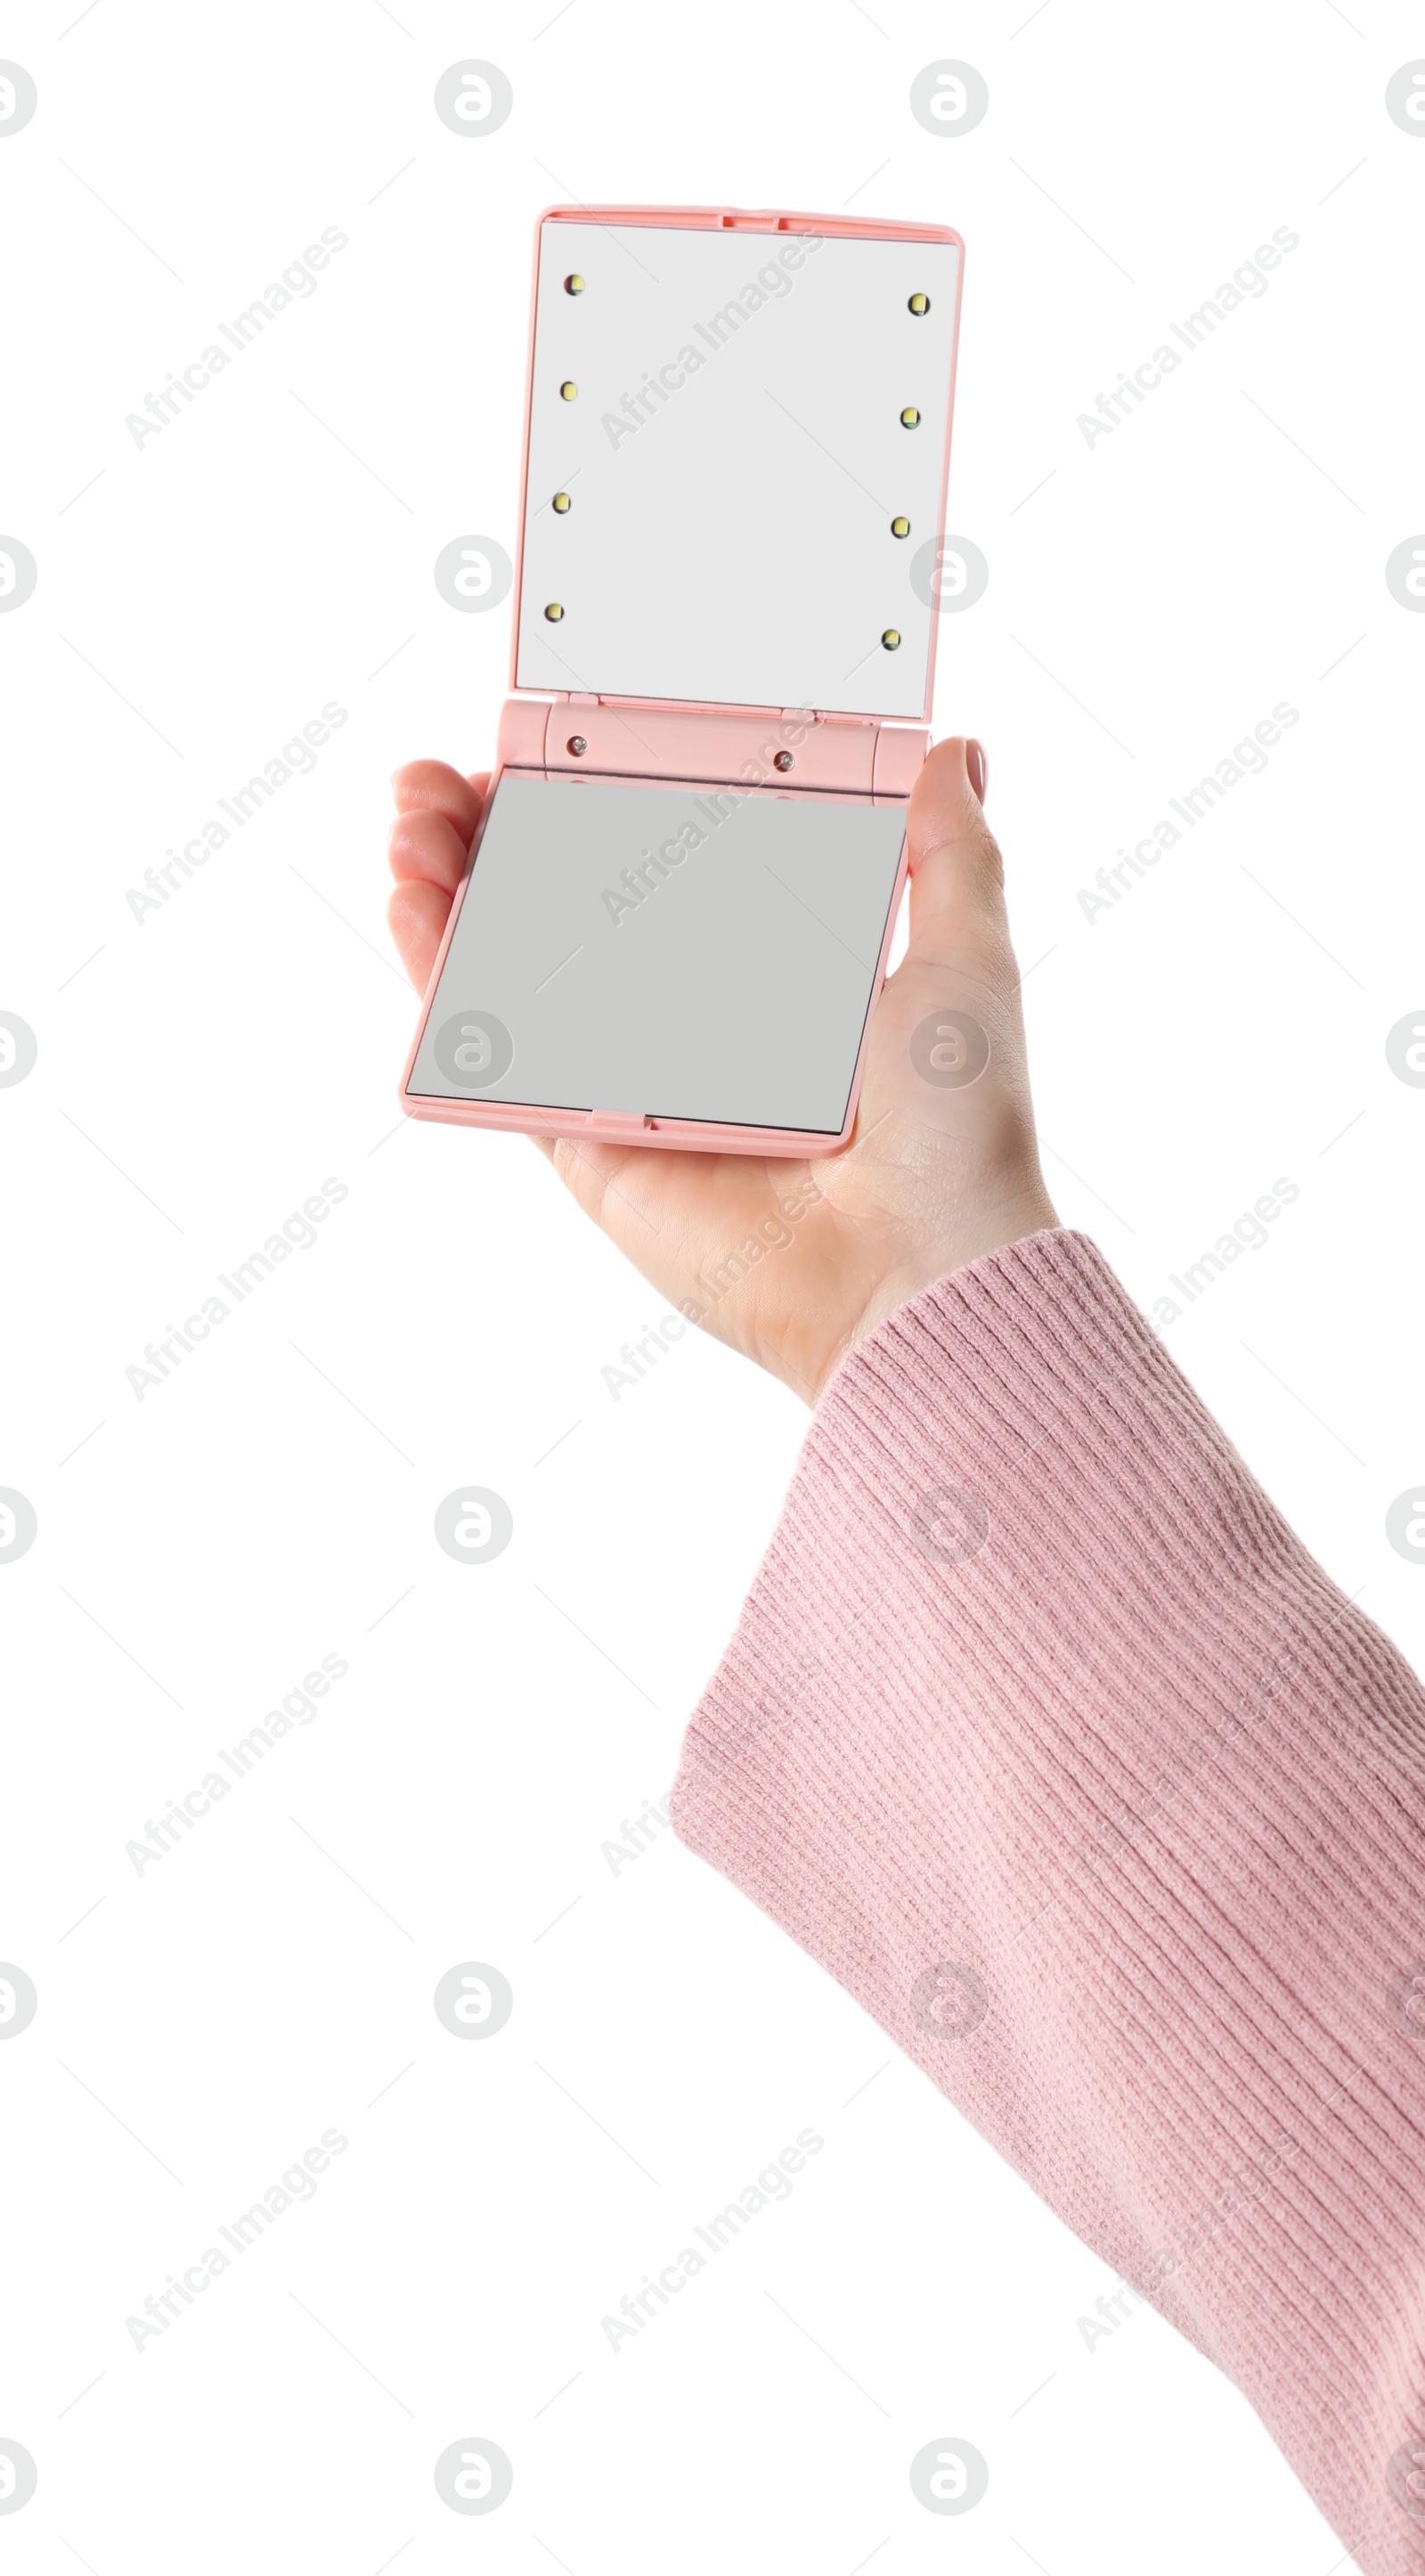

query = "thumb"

[{"left": 905, "top": 736, "right": 1008, "bottom": 964}]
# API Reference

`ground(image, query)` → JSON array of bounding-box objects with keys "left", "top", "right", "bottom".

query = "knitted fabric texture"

[{"left": 670, "top": 1228, "right": 1425, "bottom": 2572}]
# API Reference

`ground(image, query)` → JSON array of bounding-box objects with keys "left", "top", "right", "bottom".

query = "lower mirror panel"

[{"left": 403, "top": 767, "right": 908, "bottom": 1146}]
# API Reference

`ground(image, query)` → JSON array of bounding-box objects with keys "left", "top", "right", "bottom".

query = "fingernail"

[{"left": 966, "top": 739, "right": 988, "bottom": 803}]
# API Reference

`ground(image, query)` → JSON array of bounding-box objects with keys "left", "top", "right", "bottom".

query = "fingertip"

[
  {"left": 390, "top": 759, "right": 484, "bottom": 844},
  {"left": 903, "top": 736, "right": 1008, "bottom": 952},
  {"left": 913, "top": 735, "right": 984, "bottom": 825},
  {"left": 387, "top": 876, "right": 451, "bottom": 993},
  {"left": 908, "top": 737, "right": 999, "bottom": 870},
  {"left": 387, "top": 805, "right": 470, "bottom": 894}
]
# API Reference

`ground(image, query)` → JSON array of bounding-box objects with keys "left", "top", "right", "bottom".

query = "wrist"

[{"left": 818, "top": 1186, "right": 1062, "bottom": 1404}]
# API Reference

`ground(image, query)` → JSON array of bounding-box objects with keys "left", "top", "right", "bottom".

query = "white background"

[{"left": 4, "top": 3, "right": 1423, "bottom": 2570}]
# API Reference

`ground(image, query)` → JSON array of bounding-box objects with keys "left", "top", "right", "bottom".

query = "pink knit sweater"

[{"left": 670, "top": 1230, "right": 1425, "bottom": 2572}]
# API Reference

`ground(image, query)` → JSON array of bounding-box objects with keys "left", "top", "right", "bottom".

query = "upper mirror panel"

[{"left": 516, "top": 214, "right": 960, "bottom": 721}]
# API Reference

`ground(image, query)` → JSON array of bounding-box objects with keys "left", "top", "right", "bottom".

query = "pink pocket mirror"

[{"left": 401, "top": 202, "right": 964, "bottom": 1156}]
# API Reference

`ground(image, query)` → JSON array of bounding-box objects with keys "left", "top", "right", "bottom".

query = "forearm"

[{"left": 670, "top": 1228, "right": 1425, "bottom": 2574}]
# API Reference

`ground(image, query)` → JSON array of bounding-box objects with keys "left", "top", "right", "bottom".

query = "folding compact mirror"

[{"left": 401, "top": 202, "right": 964, "bottom": 1155}]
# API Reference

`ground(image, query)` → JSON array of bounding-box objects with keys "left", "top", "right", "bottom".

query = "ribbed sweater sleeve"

[{"left": 669, "top": 1228, "right": 1425, "bottom": 2572}]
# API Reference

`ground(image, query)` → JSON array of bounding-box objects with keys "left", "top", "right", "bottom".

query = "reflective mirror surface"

[{"left": 407, "top": 770, "right": 907, "bottom": 1134}]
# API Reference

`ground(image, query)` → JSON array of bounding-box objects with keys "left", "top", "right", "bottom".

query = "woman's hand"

[{"left": 387, "top": 737, "right": 1057, "bottom": 1405}]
